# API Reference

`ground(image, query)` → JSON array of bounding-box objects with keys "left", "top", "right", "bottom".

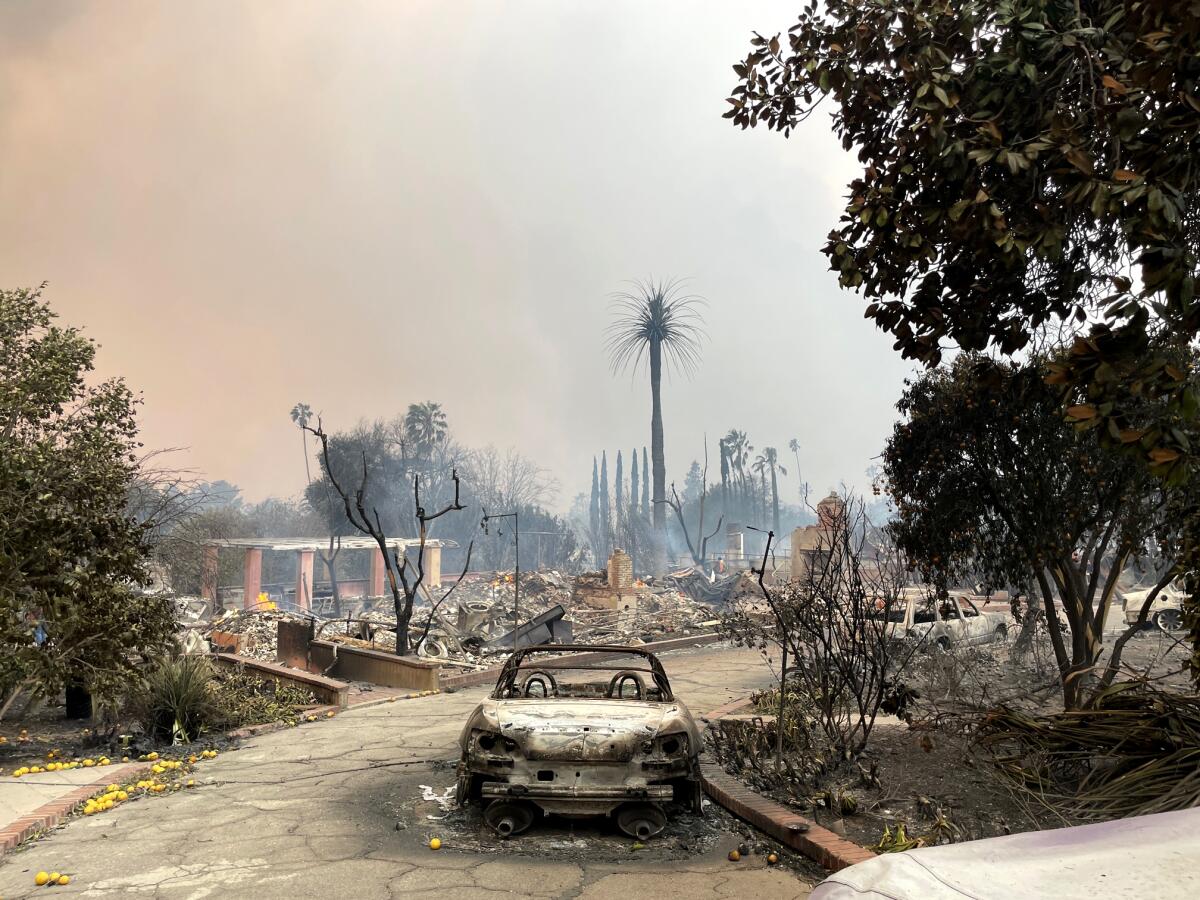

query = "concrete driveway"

[{"left": 0, "top": 643, "right": 813, "bottom": 898}]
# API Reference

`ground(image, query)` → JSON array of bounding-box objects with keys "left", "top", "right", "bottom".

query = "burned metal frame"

[{"left": 490, "top": 645, "right": 675, "bottom": 701}]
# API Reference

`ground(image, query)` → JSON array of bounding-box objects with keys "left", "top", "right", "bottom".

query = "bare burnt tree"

[
  {"left": 292, "top": 403, "right": 344, "bottom": 615},
  {"left": 656, "top": 438, "right": 722, "bottom": 568},
  {"left": 305, "top": 419, "right": 466, "bottom": 655},
  {"left": 660, "top": 483, "right": 723, "bottom": 568},
  {"left": 727, "top": 494, "right": 919, "bottom": 759}
]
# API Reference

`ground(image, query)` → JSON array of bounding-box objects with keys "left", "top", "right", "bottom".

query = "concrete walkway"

[{"left": 0, "top": 643, "right": 813, "bottom": 898}]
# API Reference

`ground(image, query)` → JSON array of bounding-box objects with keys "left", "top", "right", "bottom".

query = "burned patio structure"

[{"left": 198, "top": 536, "right": 447, "bottom": 613}]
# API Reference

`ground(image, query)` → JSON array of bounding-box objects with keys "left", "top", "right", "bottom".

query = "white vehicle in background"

[
  {"left": 1121, "top": 581, "right": 1185, "bottom": 632},
  {"left": 883, "top": 589, "right": 1010, "bottom": 650}
]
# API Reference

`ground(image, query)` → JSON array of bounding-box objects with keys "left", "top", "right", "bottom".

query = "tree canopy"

[
  {"left": 728, "top": 0, "right": 1200, "bottom": 471},
  {"left": 0, "top": 286, "right": 175, "bottom": 704}
]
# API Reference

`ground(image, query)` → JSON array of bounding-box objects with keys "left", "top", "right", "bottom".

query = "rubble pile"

[
  {"left": 202, "top": 609, "right": 310, "bottom": 660},
  {"left": 189, "top": 566, "right": 732, "bottom": 667},
  {"left": 409, "top": 569, "right": 724, "bottom": 664}
]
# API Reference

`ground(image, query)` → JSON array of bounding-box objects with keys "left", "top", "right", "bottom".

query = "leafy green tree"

[
  {"left": 730, "top": 0, "right": 1200, "bottom": 677},
  {"left": 0, "top": 286, "right": 176, "bottom": 709},
  {"left": 883, "top": 355, "right": 1187, "bottom": 708},
  {"left": 606, "top": 280, "right": 706, "bottom": 570},
  {"left": 729, "top": 1, "right": 1200, "bottom": 464}
]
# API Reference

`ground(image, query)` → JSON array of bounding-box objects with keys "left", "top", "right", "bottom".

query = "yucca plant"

[{"left": 138, "top": 655, "right": 218, "bottom": 744}]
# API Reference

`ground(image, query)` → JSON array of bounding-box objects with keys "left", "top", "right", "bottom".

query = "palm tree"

[
  {"left": 751, "top": 453, "right": 768, "bottom": 526},
  {"left": 724, "top": 429, "right": 751, "bottom": 517},
  {"left": 403, "top": 402, "right": 448, "bottom": 459},
  {"left": 290, "top": 403, "right": 314, "bottom": 482},
  {"left": 605, "top": 279, "right": 706, "bottom": 565},
  {"left": 789, "top": 437, "right": 804, "bottom": 502},
  {"left": 758, "top": 447, "right": 787, "bottom": 532}
]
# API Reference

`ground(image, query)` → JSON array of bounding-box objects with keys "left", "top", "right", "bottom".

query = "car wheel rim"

[{"left": 1157, "top": 610, "right": 1182, "bottom": 633}]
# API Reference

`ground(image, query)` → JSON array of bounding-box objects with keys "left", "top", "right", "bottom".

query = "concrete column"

[
  {"left": 726, "top": 524, "right": 744, "bottom": 564},
  {"left": 426, "top": 544, "right": 442, "bottom": 589},
  {"left": 295, "top": 550, "right": 314, "bottom": 611},
  {"left": 369, "top": 548, "right": 387, "bottom": 597},
  {"left": 242, "top": 548, "right": 263, "bottom": 610},
  {"left": 200, "top": 545, "right": 219, "bottom": 604}
]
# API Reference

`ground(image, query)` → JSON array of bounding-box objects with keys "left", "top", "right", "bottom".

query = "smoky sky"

[{"left": 0, "top": 1, "right": 915, "bottom": 510}]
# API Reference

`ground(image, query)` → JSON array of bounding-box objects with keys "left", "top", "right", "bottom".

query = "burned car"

[
  {"left": 455, "top": 645, "right": 702, "bottom": 839},
  {"left": 884, "top": 589, "right": 1010, "bottom": 650},
  {"left": 1121, "top": 582, "right": 1184, "bottom": 632}
]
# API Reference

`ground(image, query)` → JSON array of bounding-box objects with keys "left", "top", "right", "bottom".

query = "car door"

[
  {"left": 957, "top": 597, "right": 989, "bottom": 644},
  {"left": 908, "top": 594, "right": 937, "bottom": 645},
  {"left": 937, "top": 597, "right": 970, "bottom": 646}
]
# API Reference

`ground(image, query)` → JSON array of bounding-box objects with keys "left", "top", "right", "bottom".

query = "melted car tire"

[
  {"left": 616, "top": 803, "right": 668, "bottom": 839},
  {"left": 483, "top": 800, "right": 535, "bottom": 837}
]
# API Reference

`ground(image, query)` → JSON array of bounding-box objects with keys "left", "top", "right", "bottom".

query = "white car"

[
  {"left": 1121, "top": 582, "right": 1184, "bottom": 631},
  {"left": 885, "top": 590, "right": 1010, "bottom": 650}
]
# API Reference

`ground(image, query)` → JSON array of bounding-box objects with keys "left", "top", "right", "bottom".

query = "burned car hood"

[{"left": 493, "top": 699, "right": 674, "bottom": 762}]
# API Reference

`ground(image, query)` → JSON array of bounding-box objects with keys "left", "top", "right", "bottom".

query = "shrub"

[{"left": 139, "top": 655, "right": 219, "bottom": 744}]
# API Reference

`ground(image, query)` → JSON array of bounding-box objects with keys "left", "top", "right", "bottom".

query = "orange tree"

[
  {"left": 883, "top": 354, "right": 1193, "bottom": 708},
  {"left": 728, "top": 0, "right": 1200, "bottom": 673},
  {"left": 1, "top": 286, "right": 175, "bottom": 711}
]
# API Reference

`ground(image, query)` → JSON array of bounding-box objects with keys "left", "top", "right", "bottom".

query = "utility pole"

[{"left": 481, "top": 509, "right": 521, "bottom": 648}]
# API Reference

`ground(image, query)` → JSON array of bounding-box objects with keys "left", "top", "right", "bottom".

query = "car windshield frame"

[{"left": 490, "top": 646, "right": 675, "bottom": 702}]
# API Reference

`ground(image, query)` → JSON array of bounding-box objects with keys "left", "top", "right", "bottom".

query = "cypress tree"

[
  {"left": 589, "top": 457, "right": 600, "bottom": 556},
  {"left": 615, "top": 451, "right": 625, "bottom": 545},
  {"left": 600, "top": 451, "right": 611, "bottom": 560},
  {"left": 630, "top": 449, "right": 640, "bottom": 513}
]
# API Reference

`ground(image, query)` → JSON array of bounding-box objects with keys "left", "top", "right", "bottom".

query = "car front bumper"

[{"left": 481, "top": 782, "right": 674, "bottom": 802}]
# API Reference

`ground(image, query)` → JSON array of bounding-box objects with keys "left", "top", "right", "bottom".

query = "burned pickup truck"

[{"left": 455, "top": 645, "right": 702, "bottom": 839}]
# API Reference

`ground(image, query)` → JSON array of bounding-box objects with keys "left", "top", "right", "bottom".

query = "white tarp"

[{"left": 812, "top": 808, "right": 1200, "bottom": 900}]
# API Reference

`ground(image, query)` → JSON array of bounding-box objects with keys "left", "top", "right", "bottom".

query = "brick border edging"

[
  {"left": 0, "top": 761, "right": 151, "bottom": 856},
  {"left": 439, "top": 631, "right": 726, "bottom": 691},
  {"left": 699, "top": 698, "right": 876, "bottom": 873}
]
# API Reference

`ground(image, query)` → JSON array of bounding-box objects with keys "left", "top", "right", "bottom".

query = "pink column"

[
  {"left": 201, "top": 545, "right": 219, "bottom": 604},
  {"left": 369, "top": 548, "right": 386, "bottom": 597},
  {"left": 242, "top": 548, "right": 263, "bottom": 610},
  {"left": 295, "top": 550, "right": 314, "bottom": 611}
]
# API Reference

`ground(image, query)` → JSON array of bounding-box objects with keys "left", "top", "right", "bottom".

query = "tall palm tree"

[
  {"left": 605, "top": 279, "right": 706, "bottom": 561},
  {"left": 758, "top": 447, "right": 788, "bottom": 533},
  {"left": 403, "top": 401, "right": 448, "bottom": 460},
  {"left": 789, "top": 437, "right": 804, "bottom": 502},
  {"left": 290, "top": 403, "right": 314, "bottom": 482},
  {"left": 724, "top": 429, "right": 752, "bottom": 517},
  {"left": 751, "top": 453, "right": 768, "bottom": 526}
]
